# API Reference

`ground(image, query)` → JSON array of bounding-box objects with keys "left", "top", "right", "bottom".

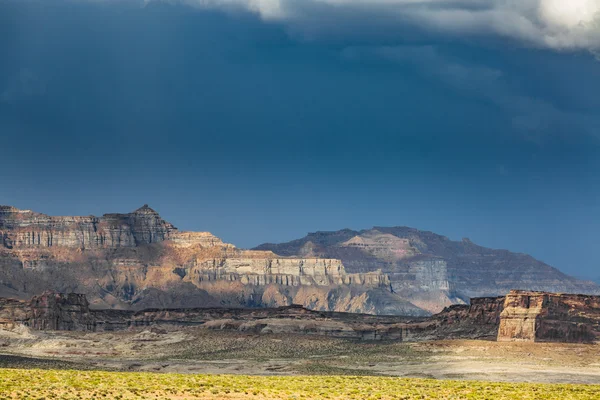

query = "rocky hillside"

[
  {"left": 0, "top": 206, "right": 425, "bottom": 316},
  {"left": 3, "top": 205, "right": 596, "bottom": 316},
  {"left": 0, "top": 291, "right": 503, "bottom": 341},
  {"left": 5, "top": 290, "right": 598, "bottom": 343},
  {"left": 255, "top": 227, "right": 600, "bottom": 313}
]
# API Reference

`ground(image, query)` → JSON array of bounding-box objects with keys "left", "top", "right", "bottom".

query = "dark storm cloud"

[
  {"left": 112, "top": 0, "right": 600, "bottom": 144},
  {"left": 2, "top": 0, "right": 598, "bottom": 157},
  {"left": 342, "top": 45, "right": 600, "bottom": 142},
  {"left": 1, "top": 0, "right": 599, "bottom": 279}
]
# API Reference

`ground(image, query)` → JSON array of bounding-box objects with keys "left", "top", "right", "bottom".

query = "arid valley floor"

[
  {"left": 1, "top": 290, "right": 600, "bottom": 398},
  {"left": 2, "top": 326, "right": 600, "bottom": 384},
  {"left": 0, "top": 327, "right": 600, "bottom": 399}
]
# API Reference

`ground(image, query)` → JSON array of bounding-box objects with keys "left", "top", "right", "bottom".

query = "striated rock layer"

[
  {"left": 255, "top": 228, "right": 600, "bottom": 312},
  {"left": 4, "top": 204, "right": 598, "bottom": 316},
  {"left": 0, "top": 204, "right": 175, "bottom": 249},
  {"left": 2, "top": 290, "right": 597, "bottom": 343},
  {"left": 0, "top": 205, "right": 424, "bottom": 316},
  {"left": 498, "top": 290, "right": 600, "bottom": 343},
  {"left": 0, "top": 291, "right": 503, "bottom": 340}
]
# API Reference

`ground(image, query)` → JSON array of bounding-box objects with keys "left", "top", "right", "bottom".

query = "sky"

[{"left": 1, "top": 0, "right": 599, "bottom": 279}]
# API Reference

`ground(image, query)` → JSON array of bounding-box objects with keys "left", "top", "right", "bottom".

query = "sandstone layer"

[
  {"left": 0, "top": 205, "right": 175, "bottom": 249},
  {"left": 3, "top": 205, "right": 598, "bottom": 316},
  {"left": 0, "top": 291, "right": 495, "bottom": 341},
  {"left": 255, "top": 228, "right": 600, "bottom": 312},
  {"left": 2, "top": 290, "right": 597, "bottom": 344},
  {"left": 498, "top": 290, "right": 600, "bottom": 343},
  {"left": 3, "top": 290, "right": 597, "bottom": 344},
  {"left": 0, "top": 205, "right": 423, "bottom": 316}
]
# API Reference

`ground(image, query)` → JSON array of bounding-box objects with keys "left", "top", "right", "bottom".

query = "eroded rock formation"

[
  {"left": 2, "top": 290, "right": 596, "bottom": 343},
  {"left": 0, "top": 290, "right": 598, "bottom": 343},
  {"left": 0, "top": 205, "right": 175, "bottom": 249},
  {"left": 256, "top": 228, "right": 600, "bottom": 313},
  {"left": 498, "top": 290, "right": 600, "bottom": 343},
  {"left": 0, "top": 292, "right": 95, "bottom": 331},
  {"left": 0, "top": 205, "right": 422, "bottom": 315},
  {"left": 3, "top": 204, "right": 598, "bottom": 316},
  {"left": 29, "top": 292, "right": 95, "bottom": 331}
]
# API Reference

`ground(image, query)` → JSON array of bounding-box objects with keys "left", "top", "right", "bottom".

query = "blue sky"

[{"left": 1, "top": 0, "right": 599, "bottom": 278}]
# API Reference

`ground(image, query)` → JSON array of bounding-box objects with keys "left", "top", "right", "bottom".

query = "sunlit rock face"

[
  {"left": 255, "top": 227, "right": 600, "bottom": 313},
  {"left": 4, "top": 204, "right": 597, "bottom": 316},
  {"left": 0, "top": 205, "right": 426, "bottom": 316},
  {"left": 498, "top": 290, "right": 600, "bottom": 343},
  {"left": 0, "top": 205, "right": 175, "bottom": 249},
  {"left": 2, "top": 290, "right": 598, "bottom": 344}
]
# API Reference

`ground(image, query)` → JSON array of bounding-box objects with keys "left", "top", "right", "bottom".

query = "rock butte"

[
  {"left": 1, "top": 204, "right": 598, "bottom": 315},
  {"left": 0, "top": 205, "right": 417, "bottom": 316},
  {"left": 255, "top": 227, "right": 600, "bottom": 312},
  {"left": 0, "top": 290, "right": 598, "bottom": 344}
]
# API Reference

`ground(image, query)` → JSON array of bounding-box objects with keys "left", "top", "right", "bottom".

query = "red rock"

[{"left": 498, "top": 290, "right": 600, "bottom": 343}]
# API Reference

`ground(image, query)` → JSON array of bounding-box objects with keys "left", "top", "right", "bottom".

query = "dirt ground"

[{"left": 1, "top": 326, "right": 599, "bottom": 384}]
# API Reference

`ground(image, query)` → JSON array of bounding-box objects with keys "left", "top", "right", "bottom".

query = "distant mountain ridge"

[
  {"left": 255, "top": 227, "right": 600, "bottom": 312},
  {"left": 1, "top": 204, "right": 597, "bottom": 315},
  {"left": 0, "top": 205, "right": 425, "bottom": 316}
]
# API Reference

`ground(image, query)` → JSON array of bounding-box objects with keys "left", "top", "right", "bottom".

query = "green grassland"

[{"left": 0, "top": 369, "right": 598, "bottom": 400}]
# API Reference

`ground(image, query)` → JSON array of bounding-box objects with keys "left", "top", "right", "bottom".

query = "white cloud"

[
  {"left": 144, "top": 0, "right": 284, "bottom": 18},
  {"left": 161, "top": 0, "right": 600, "bottom": 52},
  {"left": 540, "top": 0, "right": 598, "bottom": 28}
]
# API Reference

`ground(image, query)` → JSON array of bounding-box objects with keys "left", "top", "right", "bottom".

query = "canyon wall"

[
  {"left": 1, "top": 291, "right": 598, "bottom": 343},
  {"left": 255, "top": 228, "right": 600, "bottom": 313},
  {"left": 0, "top": 292, "right": 96, "bottom": 331},
  {"left": 0, "top": 205, "right": 175, "bottom": 249},
  {"left": 0, "top": 205, "right": 422, "bottom": 316},
  {"left": 498, "top": 290, "right": 600, "bottom": 343},
  {"left": 1, "top": 290, "right": 595, "bottom": 343},
  {"left": 4, "top": 204, "right": 599, "bottom": 317}
]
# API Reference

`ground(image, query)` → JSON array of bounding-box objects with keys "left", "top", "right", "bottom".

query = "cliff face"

[
  {"left": 1, "top": 290, "right": 598, "bottom": 344},
  {"left": 0, "top": 205, "right": 175, "bottom": 249},
  {"left": 255, "top": 227, "right": 600, "bottom": 313},
  {"left": 0, "top": 291, "right": 423, "bottom": 339},
  {"left": 0, "top": 205, "right": 425, "bottom": 316},
  {"left": 0, "top": 292, "right": 95, "bottom": 331},
  {"left": 498, "top": 290, "right": 600, "bottom": 343},
  {"left": 5, "top": 205, "right": 597, "bottom": 317},
  {"left": 0, "top": 291, "right": 504, "bottom": 341},
  {"left": 29, "top": 292, "right": 95, "bottom": 331},
  {"left": 404, "top": 296, "right": 506, "bottom": 341}
]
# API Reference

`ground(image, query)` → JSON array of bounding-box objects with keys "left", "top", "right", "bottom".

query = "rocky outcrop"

[
  {"left": 429, "top": 296, "right": 505, "bottom": 337},
  {"left": 188, "top": 256, "right": 388, "bottom": 287},
  {"left": 5, "top": 204, "right": 597, "bottom": 317},
  {"left": 168, "top": 232, "right": 231, "bottom": 248},
  {"left": 498, "top": 290, "right": 600, "bottom": 343},
  {"left": 0, "top": 291, "right": 494, "bottom": 340},
  {"left": 0, "top": 292, "right": 417, "bottom": 338},
  {"left": 1, "top": 291, "right": 598, "bottom": 343},
  {"left": 0, "top": 205, "right": 175, "bottom": 249},
  {"left": 256, "top": 227, "right": 600, "bottom": 313},
  {"left": 0, "top": 292, "right": 95, "bottom": 331},
  {"left": 0, "top": 205, "right": 423, "bottom": 316},
  {"left": 0, "top": 297, "right": 29, "bottom": 329},
  {"left": 29, "top": 292, "right": 95, "bottom": 331}
]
